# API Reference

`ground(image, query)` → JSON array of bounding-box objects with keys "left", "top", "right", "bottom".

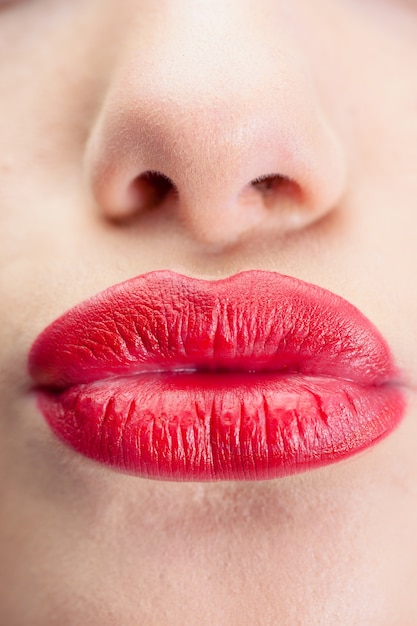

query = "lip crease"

[{"left": 28, "top": 270, "right": 406, "bottom": 481}]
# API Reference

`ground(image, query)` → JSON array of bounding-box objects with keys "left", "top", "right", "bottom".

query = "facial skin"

[{"left": 1, "top": 0, "right": 417, "bottom": 623}]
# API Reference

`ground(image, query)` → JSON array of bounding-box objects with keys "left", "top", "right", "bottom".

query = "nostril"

[
  {"left": 127, "top": 171, "right": 177, "bottom": 213},
  {"left": 249, "top": 174, "right": 303, "bottom": 208}
]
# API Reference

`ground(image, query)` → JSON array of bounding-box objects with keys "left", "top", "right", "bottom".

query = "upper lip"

[{"left": 29, "top": 269, "right": 398, "bottom": 390}]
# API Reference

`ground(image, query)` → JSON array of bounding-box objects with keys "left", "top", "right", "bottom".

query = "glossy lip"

[{"left": 29, "top": 270, "right": 406, "bottom": 481}]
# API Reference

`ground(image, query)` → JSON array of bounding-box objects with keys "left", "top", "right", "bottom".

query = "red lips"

[{"left": 29, "top": 270, "right": 405, "bottom": 481}]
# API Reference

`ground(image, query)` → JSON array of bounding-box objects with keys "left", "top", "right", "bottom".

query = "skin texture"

[{"left": 0, "top": 0, "right": 417, "bottom": 624}]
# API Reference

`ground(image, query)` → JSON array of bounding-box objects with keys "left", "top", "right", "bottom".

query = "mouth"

[{"left": 29, "top": 270, "right": 405, "bottom": 481}]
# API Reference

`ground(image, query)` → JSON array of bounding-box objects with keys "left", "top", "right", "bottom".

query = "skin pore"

[{"left": 1, "top": 0, "right": 417, "bottom": 624}]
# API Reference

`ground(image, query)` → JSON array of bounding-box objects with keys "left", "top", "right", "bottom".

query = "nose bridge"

[
  {"left": 94, "top": 12, "right": 316, "bottom": 187},
  {"left": 126, "top": 0, "right": 295, "bottom": 99},
  {"left": 109, "top": 2, "right": 308, "bottom": 143}
]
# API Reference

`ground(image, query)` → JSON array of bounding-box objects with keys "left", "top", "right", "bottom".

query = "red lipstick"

[{"left": 29, "top": 270, "right": 405, "bottom": 481}]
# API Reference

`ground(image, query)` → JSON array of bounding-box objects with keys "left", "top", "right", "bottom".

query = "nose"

[{"left": 85, "top": 2, "right": 346, "bottom": 248}]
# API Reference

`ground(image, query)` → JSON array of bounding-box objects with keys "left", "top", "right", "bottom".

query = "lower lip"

[{"left": 36, "top": 370, "right": 404, "bottom": 481}]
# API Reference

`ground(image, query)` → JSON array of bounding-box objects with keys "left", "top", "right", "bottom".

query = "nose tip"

[{"left": 85, "top": 8, "right": 346, "bottom": 248}]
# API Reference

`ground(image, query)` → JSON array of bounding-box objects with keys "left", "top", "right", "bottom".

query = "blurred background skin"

[{"left": 0, "top": 0, "right": 417, "bottom": 623}]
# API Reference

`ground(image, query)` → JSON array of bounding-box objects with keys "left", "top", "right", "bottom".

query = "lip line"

[{"left": 36, "top": 367, "right": 400, "bottom": 393}]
